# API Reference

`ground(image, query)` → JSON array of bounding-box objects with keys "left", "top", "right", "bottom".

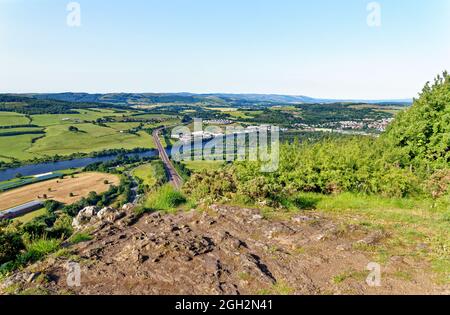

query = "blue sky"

[{"left": 1, "top": 0, "right": 449, "bottom": 99}]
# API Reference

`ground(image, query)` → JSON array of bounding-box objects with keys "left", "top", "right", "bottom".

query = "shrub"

[
  {"left": 425, "top": 169, "right": 450, "bottom": 198},
  {"left": 0, "top": 231, "right": 25, "bottom": 264}
]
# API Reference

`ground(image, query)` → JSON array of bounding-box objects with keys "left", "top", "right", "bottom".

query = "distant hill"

[{"left": 16, "top": 93, "right": 412, "bottom": 107}]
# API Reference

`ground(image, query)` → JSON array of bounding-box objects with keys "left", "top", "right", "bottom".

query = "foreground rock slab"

[{"left": 1, "top": 204, "right": 444, "bottom": 295}]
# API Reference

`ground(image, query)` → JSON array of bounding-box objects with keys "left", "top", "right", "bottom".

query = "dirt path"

[{"left": 152, "top": 128, "right": 183, "bottom": 189}]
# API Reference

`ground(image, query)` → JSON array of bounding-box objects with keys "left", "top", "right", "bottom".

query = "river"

[{"left": 0, "top": 150, "right": 159, "bottom": 182}]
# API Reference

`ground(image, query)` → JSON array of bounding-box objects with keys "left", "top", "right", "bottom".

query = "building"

[{"left": 0, "top": 201, "right": 44, "bottom": 220}]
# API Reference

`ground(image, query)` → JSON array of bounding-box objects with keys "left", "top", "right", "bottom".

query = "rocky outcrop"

[
  {"left": 72, "top": 206, "right": 126, "bottom": 230},
  {"left": 72, "top": 206, "right": 99, "bottom": 230},
  {"left": 1, "top": 204, "right": 441, "bottom": 295}
]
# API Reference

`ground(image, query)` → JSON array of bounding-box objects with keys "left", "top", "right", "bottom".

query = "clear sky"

[{"left": 1, "top": 0, "right": 449, "bottom": 99}]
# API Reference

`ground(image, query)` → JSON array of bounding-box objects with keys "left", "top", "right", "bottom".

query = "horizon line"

[{"left": 1, "top": 91, "right": 414, "bottom": 102}]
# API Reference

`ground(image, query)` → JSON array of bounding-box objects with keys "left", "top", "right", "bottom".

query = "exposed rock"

[
  {"left": 97, "top": 207, "right": 126, "bottom": 223},
  {"left": 356, "top": 230, "right": 385, "bottom": 245},
  {"left": 122, "top": 203, "right": 134, "bottom": 211},
  {"left": 72, "top": 206, "right": 99, "bottom": 229},
  {"left": 336, "top": 244, "right": 351, "bottom": 251},
  {"left": 2, "top": 204, "right": 440, "bottom": 296},
  {"left": 73, "top": 206, "right": 125, "bottom": 230},
  {"left": 292, "top": 215, "right": 313, "bottom": 223},
  {"left": 26, "top": 272, "right": 41, "bottom": 283}
]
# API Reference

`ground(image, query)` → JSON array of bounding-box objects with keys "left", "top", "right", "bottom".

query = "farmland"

[
  {"left": 0, "top": 173, "right": 61, "bottom": 192},
  {"left": 0, "top": 94, "right": 405, "bottom": 165},
  {"left": 0, "top": 172, "right": 119, "bottom": 211},
  {"left": 0, "top": 112, "right": 30, "bottom": 126},
  {"left": 28, "top": 124, "right": 154, "bottom": 156},
  {"left": 0, "top": 107, "right": 181, "bottom": 162},
  {"left": 133, "top": 161, "right": 167, "bottom": 189}
]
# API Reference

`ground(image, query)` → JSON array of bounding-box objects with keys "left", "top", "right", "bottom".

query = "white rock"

[
  {"left": 72, "top": 206, "right": 99, "bottom": 229},
  {"left": 122, "top": 203, "right": 134, "bottom": 211},
  {"left": 97, "top": 207, "right": 116, "bottom": 220},
  {"left": 80, "top": 206, "right": 99, "bottom": 218},
  {"left": 252, "top": 214, "right": 264, "bottom": 220},
  {"left": 292, "top": 215, "right": 312, "bottom": 223}
]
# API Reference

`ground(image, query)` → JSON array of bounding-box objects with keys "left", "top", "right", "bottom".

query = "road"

[{"left": 152, "top": 128, "right": 183, "bottom": 190}]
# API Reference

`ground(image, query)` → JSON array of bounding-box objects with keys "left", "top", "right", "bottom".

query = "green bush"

[
  {"left": 0, "top": 230, "right": 25, "bottom": 264},
  {"left": 385, "top": 72, "right": 450, "bottom": 171},
  {"left": 184, "top": 136, "right": 423, "bottom": 205}
]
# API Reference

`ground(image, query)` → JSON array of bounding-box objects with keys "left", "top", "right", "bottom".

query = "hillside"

[
  {"left": 1, "top": 202, "right": 446, "bottom": 295},
  {"left": 0, "top": 74, "right": 448, "bottom": 296},
  {"left": 7, "top": 93, "right": 412, "bottom": 107}
]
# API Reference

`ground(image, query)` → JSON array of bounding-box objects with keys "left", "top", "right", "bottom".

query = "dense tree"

[{"left": 385, "top": 72, "right": 450, "bottom": 171}]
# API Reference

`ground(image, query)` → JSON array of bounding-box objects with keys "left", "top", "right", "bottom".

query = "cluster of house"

[
  {"left": 203, "top": 119, "right": 233, "bottom": 125},
  {"left": 171, "top": 125, "right": 280, "bottom": 143},
  {"left": 366, "top": 118, "right": 394, "bottom": 132},
  {"left": 294, "top": 118, "right": 394, "bottom": 133}
]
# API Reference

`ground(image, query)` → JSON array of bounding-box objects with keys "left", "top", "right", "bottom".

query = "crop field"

[
  {"left": 0, "top": 172, "right": 119, "bottom": 211},
  {"left": 29, "top": 109, "right": 132, "bottom": 127},
  {"left": 104, "top": 122, "right": 141, "bottom": 131},
  {"left": 0, "top": 173, "right": 61, "bottom": 192}
]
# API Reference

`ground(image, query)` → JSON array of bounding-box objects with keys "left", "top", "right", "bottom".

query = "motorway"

[{"left": 152, "top": 128, "right": 183, "bottom": 190}]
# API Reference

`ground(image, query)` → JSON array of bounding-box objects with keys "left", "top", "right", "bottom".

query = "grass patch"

[
  {"left": 182, "top": 161, "right": 225, "bottom": 173},
  {"left": 69, "top": 233, "right": 93, "bottom": 244},
  {"left": 392, "top": 270, "right": 413, "bottom": 281},
  {"left": 299, "top": 192, "right": 450, "bottom": 285},
  {"left": 332, "top": 269, "right": 369, "bottom": 284},
  {"left": 13, "top": 208, "right": 47, "bottom": 224},
  {"left": 18, "top": 238, "right": 61, "bottom": 265},
  {"left": 144, "top": 184, "right": 186, "bottom": 212},
  {"left": 257, "top": 281, "right": 295, "bottom": 295}
]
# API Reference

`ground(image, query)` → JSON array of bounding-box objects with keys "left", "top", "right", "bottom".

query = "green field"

[
  {"left": 29, "top": 110, "right": 129, "bottom": 127},
  {"left": 0, "top": 134, "right": 42, "bottom": 161},
  {"left": 13, "top": 208, "right": 47, "bottom": 224},
  {"left": 28, "top": 124, "right": 155, "bottom": 156},
  {"left": 182, "top": 160, "right": 225, "bottom": 172},
  {"left": 0, "top": 108, "right": 177, "bottom": 161},
  {"left": 0, "top": 112, "right": 30, "bottom": 126},
  {"left": 133, "top": 161, "right": 167, "bottom": 189}
]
